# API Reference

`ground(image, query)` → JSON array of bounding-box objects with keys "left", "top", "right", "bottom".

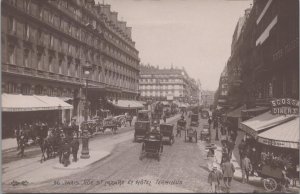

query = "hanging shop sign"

[{"left": 270, "top": 98, "right": 299, "bottom": 115}]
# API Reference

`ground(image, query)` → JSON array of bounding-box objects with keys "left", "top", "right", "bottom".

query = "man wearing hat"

[{"left": 208, "top": 163, "right": 223, "bottom": 193}]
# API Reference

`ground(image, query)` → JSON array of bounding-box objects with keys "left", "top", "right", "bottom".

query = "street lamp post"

[{"left": 80, "top": 62, "right": 93, "bottom": 159}]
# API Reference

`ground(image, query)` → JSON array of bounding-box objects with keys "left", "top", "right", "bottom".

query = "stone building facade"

[
  {"left": 1, "top": 0, "right": 140, "bottom": 123},
  {"left": 216, "top": 0, "right": 299, "bottom": 109},
  {"left": 139, "top": 64, "right": 199, "bottom": 103}
]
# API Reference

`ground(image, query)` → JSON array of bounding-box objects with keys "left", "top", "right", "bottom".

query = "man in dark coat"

[
  {"left": 17, "top": 131, "right": 26, "bottom": 157},
  {"left": 71, "top": 138, "right": 80, "bottom": 162},
  {"left": 221, "top": 157, "right": 235, "bottom": 193},
  {"left": 61, "top": 139, "right": 71, "bottom": 167}
]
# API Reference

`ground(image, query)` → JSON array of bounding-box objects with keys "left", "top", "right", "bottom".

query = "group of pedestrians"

[{"left": 208, "top": 158, "right": 236, "bottom": 193}]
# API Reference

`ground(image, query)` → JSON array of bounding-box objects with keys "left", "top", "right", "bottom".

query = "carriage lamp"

[{"left": 81, "top": 61, "right": 93, "bottom": 159}]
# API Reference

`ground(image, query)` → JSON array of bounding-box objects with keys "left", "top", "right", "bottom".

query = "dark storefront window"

[
  {"left": 7, "top": 82, "right": 17, "bottom": 94},
  {"left": 35, "top": 85, "right": 43, "bottom": 95},
  {"left": 21, "top": 84, "right": 31, "bottom": 95}
]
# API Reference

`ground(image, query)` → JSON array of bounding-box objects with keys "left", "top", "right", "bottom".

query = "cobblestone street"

[{"left": 3, "top": 116, "right": 262, "bottom": 193}]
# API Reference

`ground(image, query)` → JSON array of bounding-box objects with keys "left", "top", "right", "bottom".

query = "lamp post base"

[{"left": 80, "top": 131, "right": 90, "bottom": 159}]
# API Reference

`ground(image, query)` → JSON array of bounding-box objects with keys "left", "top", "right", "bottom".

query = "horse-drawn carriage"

[
  {"left": 176, "top": 119, "right": 187, "bottom": 137},
  {"left": 257, "top": 164, "right": 290, "bottom": 192},
  {"left": 190, "top": 114, "right": 199, "bottom": 127},
  {"left": 134, "top": 110, "right": 151, "bottom": 142},
  {"left": 200, "top": 124, "right": 210, "bottom": 141},
  {"left": 102, "top": 117, "right": 118, "bottom": 134},
  {"left": 159, "top": 123, "right": 175, "bottom": 145},
  {"left": 185, "top": 127, "right": 198, "bottom": 143},
  {"left": 139, "top": 132, "right": 163, "bottom": 161}
]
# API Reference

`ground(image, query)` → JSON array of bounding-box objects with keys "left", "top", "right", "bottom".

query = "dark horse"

[{"left": 39, "top": 127, "right": 62, "bottom": 163}]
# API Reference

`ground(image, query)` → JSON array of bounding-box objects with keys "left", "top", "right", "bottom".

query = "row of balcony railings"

[
  {"left": 5, "top": 0, "right": 138, "bottom": 61},
  {"left": 2, "top": 62, "right": 138, "bottom": 90}
]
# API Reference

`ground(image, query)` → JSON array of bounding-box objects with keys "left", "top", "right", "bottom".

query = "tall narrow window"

[
  {"left": 8, "top": 17, "right": 16, "bottom": 33},
  {"left": 49, "top": 56, "right": 53, "bottom": 72},
  {"left": 50, "top": 35, "right": 54, "bottom": 48},
  {"left": 24, "top": 49, "right": 29, "bottom": 67},
  {"left": 24, "top": 23, "right": 30, "bottom": 40},
  {"left": 58, "top": 59, "right": 63, "bottom": 74},
  {"left": 75, "top": 63, "right": 79, "bottom": 77},
  {"left": 37, "top": 52, "right": 43, "bottom": 70},
  {"left": 8, "top": 45, "right": 15, "bottom": 65},
  {"left": 67, "top": 61, "right": 71, "bottom": 76}
]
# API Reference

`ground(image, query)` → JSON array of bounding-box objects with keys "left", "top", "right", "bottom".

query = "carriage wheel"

[{"left": 263, "top": 178, "right": 277, "bottom": 192}]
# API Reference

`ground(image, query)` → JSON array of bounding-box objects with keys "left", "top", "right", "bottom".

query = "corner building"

[
  {"left": 139, "top": 64, "right": 199, "bottom": 103},
  {"left": 1, "top": 0, "right": 140, "bottom": 130}
]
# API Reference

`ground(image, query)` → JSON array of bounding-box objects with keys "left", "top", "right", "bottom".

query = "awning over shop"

[
  {"left": 109, "top": 100, "right": 144, "bottom": 109},
  {"left": 227, "top": 105, "right": 246, "bottom": 118},
  {"left": 2, "top": 94, "right": 73, "bottom": 112},
  {"left": 240, "top": 111, "right": 296, "bottom": 138},
  {"left": 257, "top": 117, "right": 299, "bottom": 149},
  {"left": 35, "top": 95, "right": 73, "bottom": 110}
]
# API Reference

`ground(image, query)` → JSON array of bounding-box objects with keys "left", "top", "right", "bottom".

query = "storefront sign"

[
  {"left": 270, "top": 98, "right": 299, "bottom": 115},
  {"left": 258, "top": 138, "right": 299, "bottom": 149}
]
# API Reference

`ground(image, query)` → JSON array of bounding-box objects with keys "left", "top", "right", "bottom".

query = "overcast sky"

[{"left": 97, "top": 0, "right": 252, "bottom": 91}]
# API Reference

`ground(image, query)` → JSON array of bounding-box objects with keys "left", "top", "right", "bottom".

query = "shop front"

[{"left": 2, "top": 93, "right": 73, "bottom": 138}]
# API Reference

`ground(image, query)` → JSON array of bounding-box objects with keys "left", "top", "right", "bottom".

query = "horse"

[{"left": 39, "top": 128, "right": 62, "bottom": 163}]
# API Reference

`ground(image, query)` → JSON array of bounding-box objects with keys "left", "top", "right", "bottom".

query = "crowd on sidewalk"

[{"left": 206, "top": 114, "right": 299, "bottom": 193}]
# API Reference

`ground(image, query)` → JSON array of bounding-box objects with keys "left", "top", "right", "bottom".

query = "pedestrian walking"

[
  {"left": 221, "top": 145, "right": 228, "bottom": 164},
  {"left": 208, "top": 163, "right": 223, "bottom": 193},
  {"left": 241, "top": 155, "right": 252, "bottom": 183},
  {"left": 238, "top": 139, "right": 246, "bottom": 162},
  {"left": 61, "top": 139, "right": 71, "bottom": 167},
  {"left": 208, "top": 117, "right": 212, "bottom": 128},
  {"left": 15, "top": 128, "right": 21, "bottom": 150},
  {"left": 17, "top": 131, "right": 26, "bottom": 157},
  {"left": 71, "top": 138, "right": 80, "bottom": 162},
  {"left": 221, "top": 157, "right": 235, "bottom": 193}
]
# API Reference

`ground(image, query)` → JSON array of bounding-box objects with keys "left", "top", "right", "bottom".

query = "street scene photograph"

[{"left": 1, "top": 0, "right": 299, "bottom": 193}]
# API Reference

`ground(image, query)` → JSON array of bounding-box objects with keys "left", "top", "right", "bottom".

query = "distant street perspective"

[{"left": 1, "top": 0, "right": 299, "bottom": 193}]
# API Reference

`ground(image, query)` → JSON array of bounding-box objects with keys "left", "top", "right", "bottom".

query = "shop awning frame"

[
  {"left": 240, "top": 111, "right": 296, "bottom": 138},
  {"left": 2, "top": 94, "right": 73, "bottom": 112},
  {"left": 257, "top": 117, "right": 299, "bottom": 149}
]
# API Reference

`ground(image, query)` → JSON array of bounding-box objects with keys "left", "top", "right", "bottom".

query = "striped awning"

[
  {"left": 2, "top": 94, "right": 73, "bottom": 112},
  {"left": 240, "top": 111, "right": 296, "bottom": 138},
  {"left": 257, "top": 117, "right": 299, "bottom": 149}
]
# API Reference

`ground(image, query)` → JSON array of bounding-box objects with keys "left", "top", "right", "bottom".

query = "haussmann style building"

[{"left": 1, "top": 0, "right": 140, "bottom": 138}]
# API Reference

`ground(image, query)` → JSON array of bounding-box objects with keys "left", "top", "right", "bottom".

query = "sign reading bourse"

[{"left": 270, "top": 98, "right": 299, "bottom": 115}]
